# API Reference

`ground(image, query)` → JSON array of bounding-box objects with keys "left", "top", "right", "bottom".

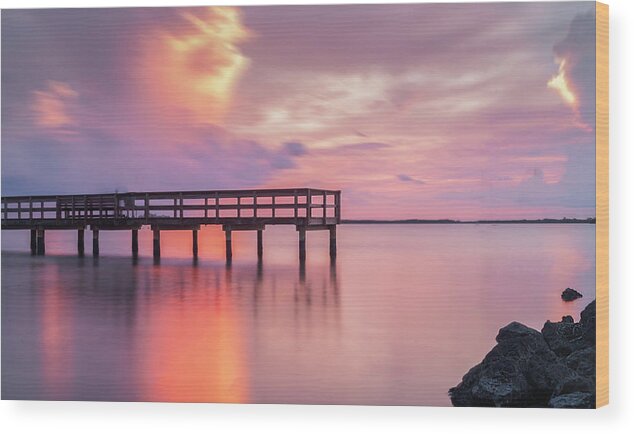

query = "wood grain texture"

[{"left": 595, "top": 1, "right": 609, "bottom": 409}]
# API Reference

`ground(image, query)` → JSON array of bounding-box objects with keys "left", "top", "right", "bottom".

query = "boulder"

[
  {"left": 541, "top": 317, "right": 584, "bottom": 357},
  {"left": 449, "top": 300, "right": 596, "bottom": 408},
  {"left": 561, "top": 287, "right": 583, "bottom": 301},
  {"left": 449, "top": 322, "right": 577, "bottom": 407}
]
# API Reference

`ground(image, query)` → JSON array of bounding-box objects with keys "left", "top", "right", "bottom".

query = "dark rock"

[
  {"left": 548, "top": 392, "right": 595, "bottom": 409},
  {"left": 541, "top": 301, "right": 596, "bottom": 357},
  {"left": 449, "top": 322, "right": 577, "bottom": 407},
  {"left": 579, "top": 300, "right": 596, "bottom": 345},
  {"left": 450, "top": 300, "right": 596, "bottom": 409},
  {"left": 541, "top": 318, "right": 584, "bottom": 357},
  {"left": 561, "top": 287, "right": 583, "bottom": 301},
  {"left": 564, "top": 347, "right": 596, "bottom": 379}
]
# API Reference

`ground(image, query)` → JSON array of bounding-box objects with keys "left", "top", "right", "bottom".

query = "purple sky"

[{"left": 1, "top": 2, "right": 596, "bottom": 219}]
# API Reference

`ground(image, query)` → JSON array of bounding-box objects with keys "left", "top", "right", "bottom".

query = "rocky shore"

[{"left": 449, "top": 300, "right": 596, "bottom": 408}]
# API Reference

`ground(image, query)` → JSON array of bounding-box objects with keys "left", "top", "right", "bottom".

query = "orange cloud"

[
  {"left": 547, "top": 57, "right": 577, "bottom": 107},
  {"left": 547, "top": 12, "right": 595, "bottom": 132},
  {"left": 32, "top": 80, "right": 78, "bottom": 130},
  {"left": 139, "top": 7, "right": 251, "bottom": 127}
]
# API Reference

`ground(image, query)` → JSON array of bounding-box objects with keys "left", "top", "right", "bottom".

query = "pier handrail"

[{"left": 1, "top": 188, "right": 342, "bottom": 228}]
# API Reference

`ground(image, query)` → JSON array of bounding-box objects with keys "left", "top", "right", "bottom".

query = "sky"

[{"left": 1, "top": 2, "right": 596, "bottom": 220}]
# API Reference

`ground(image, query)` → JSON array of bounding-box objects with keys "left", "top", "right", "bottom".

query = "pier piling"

[
  {"left": 92, "top": 229, "right": 99, "bottom": 256},
  {"left": 153, "top": 228, "right": 160, "bottom": 258},
  {"left": 78, "top": 229, "right": 85, "bottom": 256},
  {"left": 329, "top": 225, "right": 337, "bottom": 259},
  {"left": 225, "top": 229, "right": 232, "bottom": 263},
  {"left": 257, "top": 229, "right": 263, "bottom": 260},
  {"left": 298, "top": 227, "right": 306, "bottom": 262},
  {"left": 192, "top": 229, "right": 198, "bottom": 258},
  {"left": 30, "top": 229, "right": 37, "bottom": 255},
  {"left": 131, "top": 229, "right": 139, "bottom": 257},
  {"left": 36, "top": 229, "right": 45, "bottom": 255}
]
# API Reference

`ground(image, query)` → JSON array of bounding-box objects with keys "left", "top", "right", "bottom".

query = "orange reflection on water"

[
  {"left": 39, "top": 264, "right": 73, "bottom": 393},
  {"left": 156, "top": 226, "right": 251, "bottom": 261},
  {"left": 137, "top": 266, "right": 249, "bottom": 402}
]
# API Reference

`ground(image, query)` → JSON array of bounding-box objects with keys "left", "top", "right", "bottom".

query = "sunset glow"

[
  {"left": 1, "top": 3, "right": 597, "bottom": 220},
  {"left": 548, "top": 58, "right": 577, "bottom": 106}
]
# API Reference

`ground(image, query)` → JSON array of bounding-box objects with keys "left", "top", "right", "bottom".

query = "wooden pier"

[{"left": 1, "top": 188, "right": 341, "bottom": 262}]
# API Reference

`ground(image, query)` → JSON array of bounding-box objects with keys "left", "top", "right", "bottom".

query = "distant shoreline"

[{"left": 342, "top": 218, "right": 596, "bottom": 225}]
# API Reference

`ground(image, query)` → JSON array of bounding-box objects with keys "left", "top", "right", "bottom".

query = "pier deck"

[{"left": 1, "top": 188, "right": 341, "bottom": 261}]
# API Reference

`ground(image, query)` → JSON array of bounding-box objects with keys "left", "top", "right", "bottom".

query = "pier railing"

[
  {"left": 2, "top": 188, "right": 341, "bottom": 229},
  {"left": 1, "top": 188, "right": 341, "bottom": 229}
]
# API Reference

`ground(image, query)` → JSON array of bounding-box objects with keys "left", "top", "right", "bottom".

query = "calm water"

[{"left": 1, "top": 224, "right": 595, "bottom": 405}]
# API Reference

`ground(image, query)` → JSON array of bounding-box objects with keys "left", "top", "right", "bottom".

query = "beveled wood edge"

[{"left": 595, "top": 1, "right": 609, "bottom": 409}]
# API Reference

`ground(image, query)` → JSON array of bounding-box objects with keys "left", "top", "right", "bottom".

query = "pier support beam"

[
  {"left": 92, "top": 229, "right": 99, "bottom": 257},
  {"left": 132, "top": 229, "right": 139, "bottom": 257},
  {"left": 36, "top": 229, "right": 45, "bottom": 255},
  {"left": 257, "top": 229, "right": 263, "bottom": 260},
  {"left": 78, "top": 229, "right": 85, "bottom": 257},
  {"left": 30, "top": 229, "right": 37, "bottom": 256},
  {"left": 298, "top": 227, "right": 306, "bottom": 262},
  {"left": 192, "top": 229, "right": 198, "bottom": 258},
  {"left": 329, "top": 225, "right": 337, "bottom": 259},
  {"left": 225, "top": 230, "right": 232, "bottom": 263},
  {"left": 153, "top": 229, "right": 161, "bottom": 259}
]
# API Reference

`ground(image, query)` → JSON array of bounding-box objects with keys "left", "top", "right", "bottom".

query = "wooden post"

[
  {"left": 215, "top": 192, "right": 220, "bottom": 222},
  {"left": 78, "top": 229, "right": 85, "bottom": 257},
  {"left": 272, "top": 196, "right": 276, "bottom": 218},
  {"left": 132, "top": 229, "right": 139, "bottom": 257},
  {"left": 323, "top": 191, "right": 327, "bottom": 224},
  {"left": 257, "top": 229, "right": 263, "bottom": 260},
  {"left": 329, "top": 225, "right": 337, "bottom": 259},
  {"left": 92, "top": 229, "right": 99, "bottom": 257},
  {"left": 298, "top": 226, "right": 306, "bottom": 262},
  {"left": 179, "top": 193, "right": 184, "bottom": 220},
  {"left": 30, "top": 229, "right": 37, "bottom": 255},
  {"left": 253, "top": 191, "right": 258, "bottom": 223},
  {"left": 225, "top": 229, "right": 232, "bottom": 263},
  {"left": 192, "top": 229, "right": 198, "bottom": 258},
  {"left": 306, "top": 189, "right": 312, "bottom": 223},
  {"left": 153, "top": 228, "right": 161, "bottom": 259},
  {"left": 145, "top": 194, "right": 149, "bottom": 223},
  {"left": 36, "top": 229, "right": 45, "bottom": 255}
]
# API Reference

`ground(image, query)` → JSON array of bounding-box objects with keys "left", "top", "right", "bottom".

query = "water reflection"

[
  {"left": 39, "top": 264, "right": 73, "bottom": 395},
  {"left": 136, "top": 264, "right": 250, "bottom": 403},
  {"left": 1, "top": 253, "right": 340, "bottom": 403},
  {"left": 1, "top": 224, "right": 594, "bottom": 405}
]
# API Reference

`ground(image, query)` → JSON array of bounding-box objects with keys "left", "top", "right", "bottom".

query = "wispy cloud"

[
  {"left": 31, "top": 81, "right": 79, "bottom": 132},
  {"left": 397, "top": 174, "right": 425, "bottom": 185}
]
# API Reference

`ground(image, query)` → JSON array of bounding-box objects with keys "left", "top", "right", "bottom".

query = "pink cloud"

[{"left": 31, "top": 81, "right": 79, "bottom": 132}]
